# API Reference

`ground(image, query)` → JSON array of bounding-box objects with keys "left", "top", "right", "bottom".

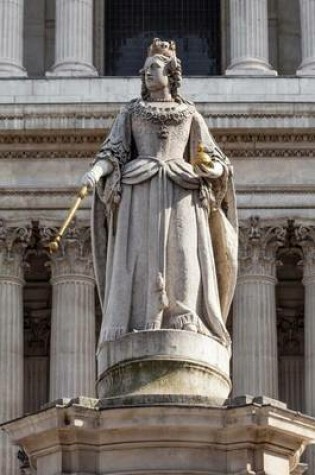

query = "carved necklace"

[{"left": 130, "top": 99, "right": 195, "bottom": 139}]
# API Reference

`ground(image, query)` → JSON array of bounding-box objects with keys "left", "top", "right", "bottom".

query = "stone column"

[
  {"left": 47, "top": 0, "right": 97, "bottom": 76},
  {"left": 226, "top": 0, "right": 277, "bottom": 75},
  {"left": 297, "top": 0, "right": 315, "bottom": 75},
  {"left": 0, "top": 0, "right": 27, "bottom": 77},
  {"left": 0, "top": 221, "right": 31, "bottom": 474},
  {"left": 297, "top": 225, "right": 315, "bottom": 472},
  {"left": 233, "top": 217, "right": 285, "bottom": 398},
  {"left": 43, "top": 223, "right": 96, "bottom": 400}
]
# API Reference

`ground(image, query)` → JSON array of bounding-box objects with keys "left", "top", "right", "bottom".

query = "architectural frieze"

[{"left": 0, "top": 131, "right": 314, "bottom": 159}]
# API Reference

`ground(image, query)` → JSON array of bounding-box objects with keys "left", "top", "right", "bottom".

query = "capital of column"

[
  {"left": 238, "top": 216, "right": 285, "bottom": 280},
  {"left": 41, "top": 220, "right": 94, "bottom": 283},
  {"left": 295, "top": 224, "right": 315, "bottom": 285},
  {"left": 0, "top": 219, "right": 32, "bottom": 282}
]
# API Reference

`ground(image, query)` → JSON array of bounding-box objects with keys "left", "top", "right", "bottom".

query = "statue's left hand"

[{"left": 195, "top": 161, "right": 224, "bottom": 179}]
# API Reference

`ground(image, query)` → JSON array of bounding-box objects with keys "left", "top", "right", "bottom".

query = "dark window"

[{"left": 104, "top": 0, "right": 221, "bottom": 76}]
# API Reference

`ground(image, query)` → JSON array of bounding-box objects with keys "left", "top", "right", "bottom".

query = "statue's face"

[{"left": 143, "top": 56, "right": 169, "bottom": 91}]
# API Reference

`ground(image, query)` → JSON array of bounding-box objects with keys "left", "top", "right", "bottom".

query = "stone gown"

[{"left": 92, "top": 99, "right": 238, "bottom": 349}]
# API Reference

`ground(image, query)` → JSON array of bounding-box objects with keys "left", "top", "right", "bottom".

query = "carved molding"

[
  {"left": 40, "top": 219, "right": 94, "bottom": 281},
  {"left": 0, "top": 219, "right": 32, "bottom": 279},
  {"left": 238, "top": 216, "right": 286, "bottom": 277},
  {"left": 0, "top": 130, "right": 314, "bottom": 159}
]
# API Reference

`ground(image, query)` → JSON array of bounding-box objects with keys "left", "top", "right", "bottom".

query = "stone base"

[
  {"left": 97, "top": 330, "right": 231, "bottom": 405},
  {"left": 46, "top": 61, "right": 98, "bottom": 77},
  {"left": 3, "top": 396, "right": 315, "bottom": 475},
  {"left": 226, "top": 58, "right": 278, "bottom": 76}
]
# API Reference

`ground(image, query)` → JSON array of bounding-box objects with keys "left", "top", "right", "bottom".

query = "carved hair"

[{"left": 140, "top": 38, "right": 184, "bottom": 103}]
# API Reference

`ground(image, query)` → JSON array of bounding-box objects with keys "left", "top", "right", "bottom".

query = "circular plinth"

[{"left": 97, "top": 330, "right": 231, "bottom": 406}]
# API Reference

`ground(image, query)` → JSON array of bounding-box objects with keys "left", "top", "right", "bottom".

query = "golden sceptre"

[{"left": 47, "top": 185, "right": 90, "bottom": 253}]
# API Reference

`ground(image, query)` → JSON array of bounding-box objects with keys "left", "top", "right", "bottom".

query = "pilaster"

[
  {"left": 0, "top": 219, "right": 31, "bottom": 475},
  {"left": 41, "top": 221, "right": 95, "bottom": 400},
  {"left": 297, "top": 0, "right": 315, "bottom": 75},
  {"left": 233, "top": 217, "right": 285, "bottom": 398},
  {"left": 296, "top": 224, "right": 315, "bottom": 472},
  {"left": 47, "top": 0, "right": 97, "bottom": 77},
  {"left": 0, "top": 0, "right": 27, "bottom": 77},
  {"left": 226, "top": 0, "right": 277, "bottom": 75}
]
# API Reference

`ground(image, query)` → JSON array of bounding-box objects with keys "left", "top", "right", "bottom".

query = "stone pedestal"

[
  {"left": 0, "top": 222, "right": 31, "bottom": 474},
  {"left": 3, "top": 397, "right": 315, "bottom": 474},
  {"left": 47, "top": 0, "right": 97, "bottom": 76},
  {"left": 233, "top": 218, "right": 285, "bottom": 398},
  {"left": 46, "top": 223, "right": 96, "bottom": 400},
  {"left": 297, "top": 0, "right": 315, "bottom": 76},
  {"left": 226, "top": 0, "right": 277, "bottom": 75},
  {"left": 0, "top": 0, "right": 27, "bottom": 77},
  {"left": 97, "top": 330, "right": 231, "bottom": 406}
]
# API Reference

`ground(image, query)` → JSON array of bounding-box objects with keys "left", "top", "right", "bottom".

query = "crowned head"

[{"left": 140, "top": 38, "right": 183, "bottom": 102}]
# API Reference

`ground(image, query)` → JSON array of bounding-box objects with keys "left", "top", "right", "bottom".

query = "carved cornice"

[
  {"left": 238, "top": 216, "right": 286, "bottom": 277},
  {"left": 40, "top": 219, "right": 94, "bottom": 281},
  {"left": 0, "top": 130, "right": 314, "bottom": 159},
  {"left": 0, "top": 219, "right": 32, "bottom": 279}
]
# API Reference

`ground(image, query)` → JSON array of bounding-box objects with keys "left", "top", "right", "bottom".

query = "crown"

[{"left": 148, "top": 38, "right": 176, "bottom": 58}]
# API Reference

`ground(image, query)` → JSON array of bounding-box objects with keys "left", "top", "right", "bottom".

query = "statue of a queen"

[{"left": 82, "top": 39, "right": 238, "bottom": 354}]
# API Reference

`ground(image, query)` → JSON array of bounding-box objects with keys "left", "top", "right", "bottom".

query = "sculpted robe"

[{"left": 92, "top": 99, "right": 238, "bottom": 348}]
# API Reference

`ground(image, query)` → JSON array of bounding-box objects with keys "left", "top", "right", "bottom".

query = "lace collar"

[{"left": 129, "top": 99, "right": 195, "bottom": 123}]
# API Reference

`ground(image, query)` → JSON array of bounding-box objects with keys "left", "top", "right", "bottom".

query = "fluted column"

[
  {"left": 297, "top": 225, "right": 315, "bottom": 472},
  {"left": 233, "top": 217, "right": 285, "bottom": 398},
  {"left": 297, "top": 0, "right": 315, "bottom": 75},
  {"left": 226, "top": 0, "right": 277, "bottom": 75},
  {"left": 47, "top": 0, "right": 97, "bottom": 76},
  {"left": 0, "top": 221, "right": 31, "bottom": 475},
  {"left": 0, "top": 0, "right": 27, "bottom": 76},
  {"left": 43, "top": 223, "right": 95, "bottom": 400}
]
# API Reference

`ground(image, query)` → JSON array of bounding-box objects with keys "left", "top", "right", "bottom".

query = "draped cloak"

[{"left": 92, "top": 99, "right": 238, "bottom": 349}]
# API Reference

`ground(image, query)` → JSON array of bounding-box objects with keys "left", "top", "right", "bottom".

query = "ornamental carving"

[
  {"left": 0, "top": 219, "right": 32, "bottom": 278},
  {"left": 40, "top": 218, "right": 94, "bottom": 280},
  {"left": 277, "top": 307, "right": 304, "bottom": 357},
  {"left": 294, "top": 224, "right": 315, "bottom": 281},
  {"left": 238, "top": 216, "right": 286, "bottom": 277},
  {"left": 0, "top": 130, "right": 314, "bottom": 159}
]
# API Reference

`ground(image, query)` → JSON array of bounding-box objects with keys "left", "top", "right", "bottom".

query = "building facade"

[{"left": 0, "top": 0, "right": 315, "bottom": 473}]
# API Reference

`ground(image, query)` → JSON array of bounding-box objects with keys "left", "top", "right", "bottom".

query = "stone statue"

[{"left": 82, "top": 38, "right": 238, "bottom": 357}]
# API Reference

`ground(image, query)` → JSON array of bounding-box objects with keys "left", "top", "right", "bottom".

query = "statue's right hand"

[
  {"left": 81, "top": 160, "right": 114, "bottom": 189},
  {"left": 81, "top": 170, "right": 98, "bottom": 189}
]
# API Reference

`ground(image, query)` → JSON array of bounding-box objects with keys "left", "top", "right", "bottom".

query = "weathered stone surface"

[
  {"left": 3, "top": 398, "right": 315, "bottom": 474},
  {"left": 97, "top": 330, "right": 231, "bottom": 405}
]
